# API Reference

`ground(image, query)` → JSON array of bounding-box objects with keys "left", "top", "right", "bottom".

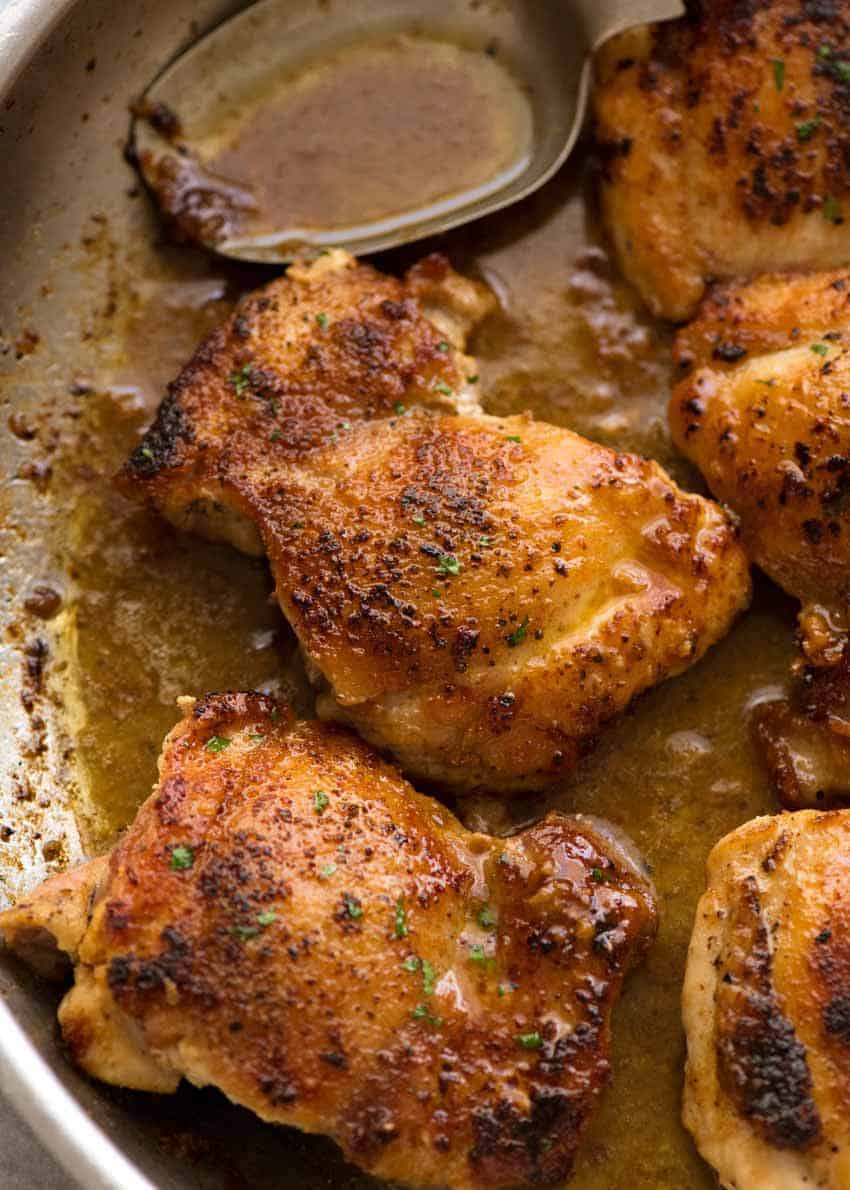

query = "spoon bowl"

[{"left": 132, "top": 0, "right": 684, "bottom": 262}]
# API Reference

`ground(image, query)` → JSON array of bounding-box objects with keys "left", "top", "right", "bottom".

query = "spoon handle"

[{"left": 571, "top": 0, "right": 685, "bottom": 49}]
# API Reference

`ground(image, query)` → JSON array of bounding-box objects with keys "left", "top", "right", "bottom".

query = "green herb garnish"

[
  {"left": 229, "top": 364, "right": 253, "bottom": 396},
  {"left": 394, "top": 898, "right": 408, "bottom": 939},
  {"left": 170, "top": 845, "right": 194, "bottom": 871},
  {"left": 320, "top": 863, "right": 337, "bottom": 878},
  {"left": 403, "top": 955, "right": 420, "bottom": 972},
  {"left": 421, "top": 960, "right": 437, "bottom": 997},
  {"left": 506, "top": 434, "right": 522, "bottom": 444},
  {"left": 257, "top": 910, "right": 278, "bottom": 927},
  {"left": 432, "top": 380, "right": 454, "bottom": 396},
  {"left": 436, "top": 554, "right": 460, "bottom": 576},
  {"left": 343, "top": 894, "right": 364, "bottom": 920},
  {"left": 516, "top": 1032, "right": 543, "bottom": 1050},
  {"left": 507, "top": 616, "right": 529, "bottom": 647},
  {"left": 205, "top": 736, "right": 231, "bottom": 753},
  {"left": 796, "top": 117, "right": 821, "bottom": 141},
  {"left": 394, "top": 402, "right": 406, "bottom": 415},
  {"left": 412, "top": 513, "right": 426, "bottom": 526},
  {"left": 313, "top": 790, "right": 329, "bottom": 814},
  {"left": 478, "top": 905, "right": 497, "bottom": 929},
  {"left": 437, "top": 340, "right": 450, "bottom": 353},
  {"left": 824, "top": 196, "right": 843, "bottom": 224},
  {"left": 233, "top": 924, "right": 261, "bottom": 941},
  {"left": 466, "top": 373, "right": 479, "bottom": 384},
  {"left": 411, "top": 1003, "right": 442, "bottom": 1027},
  {"left": 772, "top": 58, "right": 785, "bottom": 90},
  {"left": 812, "top": 342, "right": 829, "bottom": 356},
  {"left": 316, "top": 312, "right": 329, "bottom": 329}
]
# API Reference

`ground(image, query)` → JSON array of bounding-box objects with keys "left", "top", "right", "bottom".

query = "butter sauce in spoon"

[{"left": 132, "top": 0, "right": 683, "bottom": 262}]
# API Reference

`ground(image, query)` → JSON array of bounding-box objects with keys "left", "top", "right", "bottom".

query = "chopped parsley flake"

[
  {"left": 233, "top": 924, "right": 261, "bottom": 941},
  {"left": 820, "top": 44, "right": 833, "bottom": 58},
  {"left": 413, "top": 513, "right": 426, "bottom": 526},
  {"left": 756, "top": 378, "right": 776, "bottom": 387},
  {"left": 268, "top": 429, "right": 282, "bottom": 442},
  {"left": 394, "top": 402, "right": 406, "bottom": 415},
  {"left": 139, "top": 444, "right": 154, "bottom": 462},
  {"left": 432, "top": 380, "right": 454, "bottom": 396},
  {"left": 824, "top": 196, "right": 844, "bottom": 224},
  {"left": 343, "top": 894, "right": 364, "bottom": 920},
  {"left": 229, "top": 364, "right": 253, "bottom": 396},
  {"left": 411, "top": 1003, "right": 442, "bottom": 1027},
  {"left": 403, "top": 955, "right": 420, "bottom": 972},
  {"left": 170, "top": 845, "right": 194, "bottom": 871},
  {"left": 811, "top": 342, "right": 829, "bottom": 356},
  {"left": 466, "top": 373, "right": 479, "bottom": 384},
  {"left": 431, "top": 588, "right": 441, "bottom": 598},
  {"left": 394, "top": 899, "right": 408, "bottom": 939},
  {"left": 421, "top": 960, "right": 437, "bottom": 997},
  {"left": 796, "top": 117, "right": 821, "bottom": 141},
  {"left": 469, "top": 944, "right": 489, "bottom": 965},
  {"left": 591, "top": 867, "right": 611, "bottom": 883},
  {"left": 497, "top": 983, "right": 513, "bottom": 997},
  {"left": 506, "top": 434, "right": 522, "bottom": 444},
  {"left": 248, "top": 733, "right": 265, "bottom": 743},
  {"left": 313, "top": 790, "right": 329, "bottom": 814},
  {"left": 437, "top": 340, "right": 450, "bottom": 353},
  {"left": 316, "top": 312, "right": 329, "bottom": 329},
  {"left": 205, "top": 735, "right": 231, "bottom": 753},
  {"left": 320, "top": 862, "right": 337, "bottom": 879},
  {"left": 478, "top": 535, "right": 491, "bottom": 547},
  {"left": 507, "top": 616, "right": 529, "bottom": 647},
  {"left": 832, "top": 59, "right": 850, "bottom": 83},
  {"left": 257, "top": 910, "right": 278, "bottom": 927},
  {"left": 772, "top": 58, "right": 785, "bottom": 90},
  {"left": 515, "top": 1032, "right": 543, "bottom": 1050},
  {"left": 478, "top": 905, "right": 497, "bottom": 929},
  {"left": 436, "top": 553, "right": 461, "bottom": 576}
]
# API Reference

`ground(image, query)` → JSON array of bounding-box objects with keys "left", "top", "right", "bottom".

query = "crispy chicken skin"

[
  {"left": 670, "top": 270, "right": 850, "bottom": 805},
  {"left": 670, "top": 269, "right": 850, "bottom": 654},
  {"left": 117, "top": 250, "right": 751, "bottom": 793},
  {"left": 594, "top": 1, "right": 850, "bottom": 321},
  {"left": 683, "top": 811, "right": 850, "bottom": 1190},
  {"left": 0, "top": 693, "right": 657, "bottom": 1188}
]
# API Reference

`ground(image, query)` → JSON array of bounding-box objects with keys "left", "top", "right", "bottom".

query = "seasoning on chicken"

[
  {"left": 118, "top": 250, "right": 751, "bottom": 794},
  {"left": 683, "top": 810, "right": 850, "bottom": 1190},
  {"left": 594, "top": 0, "right": 850, "bottom": 321},
  {"left": 669, "top": 268, "right": 850, "bottom": 804},
  {"left": 0, "top": 693, "right": 658, "bottom": 1189}
]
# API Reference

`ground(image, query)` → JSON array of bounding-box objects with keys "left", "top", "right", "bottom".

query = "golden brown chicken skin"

[
  {"left": 670, "top": 268, "right": 850, "bottom": 653},
  {"left": 118, "top": 250, "right": 751, "bottom": 794},
  {"left": 670, "top": 269, "right": 850, "bottom": 805},
  {"left": 0, "top": 693, "right": 657, "bottom": 1189},
  {"left": 594, "top": 0, "right": 850, "bottom": 321},
  {"left": 683, "top": 811, "right": 850, "bottom": 1189}
]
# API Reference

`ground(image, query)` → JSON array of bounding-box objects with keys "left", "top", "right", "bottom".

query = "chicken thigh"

[
  {"left": 683, "top": 810, "right": 850, "bottom": 1190},
  {"left": 119, "top": 249, "right": 751, "bottom": 793},
  {"left": 594, "top": 0, "right": 850, "bottom": 321},
  {"left": 670, "top": 269, "right": 850, "bottom": 804},
  {"left": 0, "top": 692, "right": 658, "bottom": 1189}
]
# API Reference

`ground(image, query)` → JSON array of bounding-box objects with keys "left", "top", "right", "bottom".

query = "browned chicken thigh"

[
  {"left": 0, "top": 693, "right": 658, "bottom": 1188},
  {"left": 670, "top": 268, "right": 850, "bottom": 805},
  {"left": 683, "top": 810, "right": 850, "bottom": 1189},
  {"left": 594, "top": 0, "right": 850, "bottom": 321},
  {"left": 118, "top": 249, "right": 751, "bottom": 794}
]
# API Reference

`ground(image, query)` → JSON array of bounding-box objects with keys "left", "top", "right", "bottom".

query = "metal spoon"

[{"left": 132, "top": 0, "right": 684, "bottom": 263}]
